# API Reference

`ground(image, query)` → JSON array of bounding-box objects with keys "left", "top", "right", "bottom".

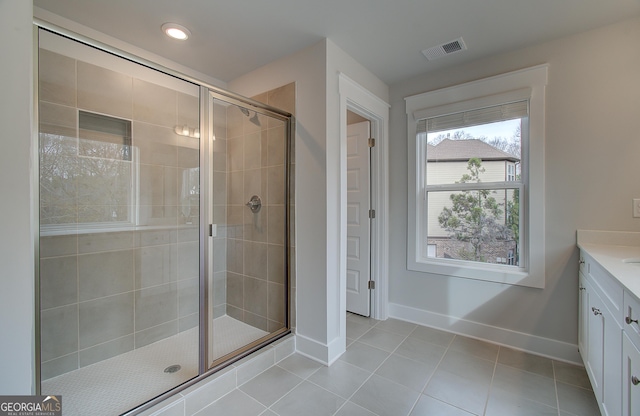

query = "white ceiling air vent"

[{"left": 421, "top": 37, "right": 467, "bottom": 61}]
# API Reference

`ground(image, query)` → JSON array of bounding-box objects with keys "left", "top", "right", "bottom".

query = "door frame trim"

[{"left": 338, "top": 73, "right": 390, "bottom": 331}]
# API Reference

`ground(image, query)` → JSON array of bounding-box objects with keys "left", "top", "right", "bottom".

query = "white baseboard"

[
  {"left": 326, "top": 336, "right": 346, "bottom": 366},
  {"left": 389, "top": 303, "right": 582, "bottom": 365},
  {"left": 294, "top": 333, "right": 346, "bottom": 366}
]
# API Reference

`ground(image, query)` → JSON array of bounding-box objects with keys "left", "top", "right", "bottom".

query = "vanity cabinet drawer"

[{"left": 624, "top": 291, "right": 640, "bottom": 349}]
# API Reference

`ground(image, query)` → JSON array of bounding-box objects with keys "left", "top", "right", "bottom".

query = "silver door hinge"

[
  {"left": 368, "top": 138, "right": 376, "bottom": 147},
  {"left": 369, "top": 209, "right": 375, "bottom": 219},
  {"left": 368, "top": 280, "right": 375, "bottom": 290}
]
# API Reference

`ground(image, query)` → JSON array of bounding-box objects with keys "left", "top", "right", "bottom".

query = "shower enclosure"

[{"left": 36, "top": 27, "right": 292, "bottom": 415}]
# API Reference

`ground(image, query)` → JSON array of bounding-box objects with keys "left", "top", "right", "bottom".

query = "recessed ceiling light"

[{"left": 162, "top": 23, "right": 191, "bottom": 40}]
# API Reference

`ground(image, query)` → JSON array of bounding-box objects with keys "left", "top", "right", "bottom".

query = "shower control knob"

[{"left": 245, "top": 195, "right": 262, "bottom": 213}]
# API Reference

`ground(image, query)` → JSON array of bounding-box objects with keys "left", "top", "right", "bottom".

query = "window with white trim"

[
  {"left": 420, "top": 104, "right": 524, "bottom": 268},
  {"left": 406, "top": 65, "right": 547, "bottom": 288}
]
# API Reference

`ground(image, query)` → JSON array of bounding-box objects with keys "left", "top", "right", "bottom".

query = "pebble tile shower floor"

[{"left": 41, "top": 315, "right": 268, "bottom": 416}]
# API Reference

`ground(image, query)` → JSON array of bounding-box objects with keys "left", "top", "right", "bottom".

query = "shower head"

[{"left": 239, "top": 107, "right": 261, "bottom": 126}]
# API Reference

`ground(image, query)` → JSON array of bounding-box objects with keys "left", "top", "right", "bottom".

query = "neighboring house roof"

[{"left": 427, "top": 139, "right": 520, "bottom": 162}]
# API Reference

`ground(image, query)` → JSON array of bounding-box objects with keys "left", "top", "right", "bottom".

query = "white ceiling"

[{"left": 33, "top": 0, "right": 640, "bottom": 85}]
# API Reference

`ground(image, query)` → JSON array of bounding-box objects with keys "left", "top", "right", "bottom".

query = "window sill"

[{"left": 408, "top": 257, "right": 543, "bottom": 288}]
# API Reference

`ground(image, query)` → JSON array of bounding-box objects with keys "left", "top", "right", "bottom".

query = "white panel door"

[{"left": 346, "top": 121, "right": 371, "bottom": 316}]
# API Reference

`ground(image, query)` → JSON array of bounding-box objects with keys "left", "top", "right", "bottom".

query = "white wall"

[
  {"left": 388, "top": 17, "right": 640, "bottom": 361},
  {"left": 0, "top": 0, "right": 35, "bottom": 393},
  {"left": 230, "top": 39, "right": 388, "bottom": 364}
]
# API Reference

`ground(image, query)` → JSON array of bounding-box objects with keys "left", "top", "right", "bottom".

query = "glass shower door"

[
  {"left": 208, "top": 94, "right": 290, "bottom": 366},
  {"left": 38, "top": 29, "right": 201, "bottom": 415}
]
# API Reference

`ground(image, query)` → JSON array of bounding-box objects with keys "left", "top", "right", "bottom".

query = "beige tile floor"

[{"left": 195, "top": 314, "right": 599, "bottom": 416}]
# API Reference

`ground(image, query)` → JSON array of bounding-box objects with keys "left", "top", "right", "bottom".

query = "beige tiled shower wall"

[
  {"left": 224, "top": 83, "right": 295, "bottom": 333},
  {"left": 38, "top": 49, "right": 200, "bottom": 380}
]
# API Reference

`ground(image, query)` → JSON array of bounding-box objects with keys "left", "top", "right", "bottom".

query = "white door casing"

[
  {"left": 337, "top": 72, "right": 390, "bottom": 365},
  {"left": 346, "top": 121, "right": 371, "bottom": 316}
]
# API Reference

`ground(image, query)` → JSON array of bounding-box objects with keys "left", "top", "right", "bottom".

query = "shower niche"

[{"left": 37, "top": 28, "right": 292, "bottom": 415}]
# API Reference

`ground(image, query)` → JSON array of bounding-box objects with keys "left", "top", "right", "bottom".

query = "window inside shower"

[{"left": 37, "top": 28, "right": 291, "bottom": 416}]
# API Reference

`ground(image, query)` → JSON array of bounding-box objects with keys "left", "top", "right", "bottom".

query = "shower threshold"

[{"left": 41, "top": 315, "right": 268, "bottom": 416}]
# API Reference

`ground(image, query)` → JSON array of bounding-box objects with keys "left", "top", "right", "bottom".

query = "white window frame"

[{"left": 406, "top": 65, "right": 547, "bottom": 288}]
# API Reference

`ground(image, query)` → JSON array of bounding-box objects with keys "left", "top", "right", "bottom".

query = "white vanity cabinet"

[
  {"left": 584, "top": 276, "right": 604, "bottom": 401},
  {"left": 622, "top": 292, "right": 640, "bottom": 416},
  {"left": 577, "top": 230, "right": 640, "bottom": 416},
  {"left": 579, "top": 252, "right": 623, "bottom": 416},
  {"left": 622, "top": 333, "right": 640, "bottom": 416},
  {"left": 578, "top": 265, "right": 589, "bottom": 362}
]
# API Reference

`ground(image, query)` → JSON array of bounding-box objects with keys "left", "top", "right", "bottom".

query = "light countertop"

[{"left": 577, "top": 230, "right": 640, "bottom": 301}]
